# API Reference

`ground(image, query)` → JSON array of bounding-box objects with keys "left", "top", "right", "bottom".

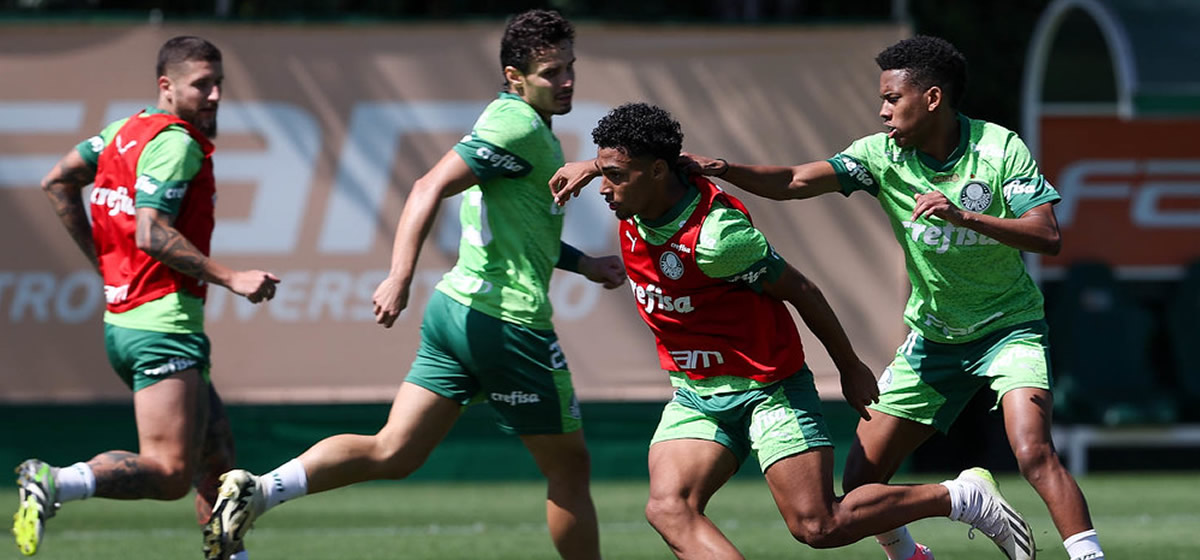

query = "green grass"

[{"left": 5, "top": 473, "right": 1197, "bottom": 559}]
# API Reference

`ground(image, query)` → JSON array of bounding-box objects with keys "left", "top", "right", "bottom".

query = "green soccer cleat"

[
  {"left": 955, "top": 467, "right": 1036, "bottom": 560},
  {"left": 12, "top": 460, "right": 59, "bottom": 556},
  {"left": 203, "top": 469, "right": 265, "bottom": 560}
]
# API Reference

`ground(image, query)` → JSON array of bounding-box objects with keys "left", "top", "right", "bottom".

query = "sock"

[
  {"left": 941, "top": 478, "right": 978, "bottom": 523},
  {"left": 53, "top": 462, "right": 96, "bottom": 503},
  {"left": 875, "top": 526, "right": 918, "bottom": 560},
  {"left": 1064, "top": 529, "right": 1104, "bottom": 560},
  {"left": 261, "top": 458, "right": 308, "bottom": 512}
]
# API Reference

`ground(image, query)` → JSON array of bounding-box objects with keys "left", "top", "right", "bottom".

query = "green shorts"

[
  {"left": 873, "top": 320, "right": 1052, "bottom": 433},
  {"left": 104, "top": 323, "right": 211, "bottom": 392},
  {"left": 650, "top": 367, "right": 832, "bottom": 472},
  {"left": 405, "top": 290, "right": 582, "bottom": 436}
]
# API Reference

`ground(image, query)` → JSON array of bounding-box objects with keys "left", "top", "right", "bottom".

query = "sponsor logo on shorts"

[
  {"left": 490, "top": 391, "right": 542, "bottom": 406},
  {"left": 878, "top": 366, "right": 894, "bottom": 391},
  {"left": 143, "top": 357, "right": 198, "bottom": 377}
]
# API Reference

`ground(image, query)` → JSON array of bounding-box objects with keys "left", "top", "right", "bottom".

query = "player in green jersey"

[
  {"left": 17, "top": 37, "right": 277, "bottom": 559},
  {"left": 552, "top": 102, "right": 1036, "bottom": 560},
  {"left": 665, "top": 36, "right": 1104, "bottom": 560},
  {"left": 203, "top": 10, "right": 622, "bottom": 560}
]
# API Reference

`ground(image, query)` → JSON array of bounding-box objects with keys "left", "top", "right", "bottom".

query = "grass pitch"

[{"left": 4, "top": 473, "right": 1196, "bottom": 559}]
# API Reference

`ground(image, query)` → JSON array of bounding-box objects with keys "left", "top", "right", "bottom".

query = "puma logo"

[{"left": 116, "top": 135, "right": 138, "bottom": 154}]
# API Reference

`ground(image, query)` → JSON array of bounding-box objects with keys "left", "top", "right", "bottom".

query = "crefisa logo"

[{"left": 659, "top": 251, "right": 685, "bottom": 280}]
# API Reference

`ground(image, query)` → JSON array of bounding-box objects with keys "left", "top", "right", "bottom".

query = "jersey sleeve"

[
  {"left": 827, "top": 135, "right": 883, "bottom": 197},
  {"left": 1000, "top": 134, "right": 1061, "bottom": 217},
  {"left": 133, "top": 126, "right": 204, "bottom": 215},
  {"left": 74, "top": 119, "right": 127, "bottom": 167},
  {"left": 451, "top": 105, "right": 536, "bottom": 182},
  {"left": 695, "top": 204, "right": 785, "bottom": 292}
]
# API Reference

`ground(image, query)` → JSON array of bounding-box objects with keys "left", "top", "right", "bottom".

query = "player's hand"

[
  {"left": 579, "top": 254, "right": 626, "bottom": 289},
  {"left": 679, "top": 152, "right": 729, "bottom": 177},
  {"left": 550, "top": 159, "right": 602, "bottom": 206},
  {"left": 912, "top": 191, "right": 967, "bottom": 224},
  {"left": 229, "top": 270, "right": 280, "bottom": 304},
  {"left": 837, "top": 359, "right": 879, "bottom": 421},
  {"left": 372, "top": 274, "right": 411, "bottom": 328}
]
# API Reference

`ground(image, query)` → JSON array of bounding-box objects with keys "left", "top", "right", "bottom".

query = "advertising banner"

[{"left": 0, "top": 23, "right": 908, "bottom": 402}]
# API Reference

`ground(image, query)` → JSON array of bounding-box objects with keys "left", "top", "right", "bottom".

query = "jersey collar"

[{"left": 638, "top": 172, "right": 700, "bottom": 228}]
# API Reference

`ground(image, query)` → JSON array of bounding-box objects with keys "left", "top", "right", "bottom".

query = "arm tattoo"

[
  {"left": 142, "top": 216, "right": 212, "bottom": 281},
  {"left": 42, "top": 160, "right": 99, "bottom": 271}
]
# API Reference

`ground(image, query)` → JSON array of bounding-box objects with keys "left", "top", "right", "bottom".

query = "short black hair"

[
  {"left": 592, "top": 103, "right": 683, "bottom": 169},
  {"left": 500, "top": 9, "right": 574, "bottom": 82},
  {"left": 875, "top": 35, "right": 967, "bottom": 109},
  {"left": 156, "top": 36, "right": 221, "bottom": 79}
]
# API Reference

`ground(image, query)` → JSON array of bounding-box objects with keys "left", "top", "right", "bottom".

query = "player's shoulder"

[{"left": 965, "top": 115, "right": 1027, "bottom": 157}]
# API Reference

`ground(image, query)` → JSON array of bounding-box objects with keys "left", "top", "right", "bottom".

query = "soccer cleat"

[
  {"left": 955, "top": 467, "right": 1036, "bottom": 560},
  {"left": 12, "top": 460, "right": 59, "bottom": 556},
  {"left": 908, "top": 542, "right": 935, "bottom": 560},
  {"left": 203, "top": 470, "right": 265, "bottom": 560}
]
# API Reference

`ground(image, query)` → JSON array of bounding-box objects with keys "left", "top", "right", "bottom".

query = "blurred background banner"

[{"left": 0, "top": 23, "right": 910, "bottom": 403}]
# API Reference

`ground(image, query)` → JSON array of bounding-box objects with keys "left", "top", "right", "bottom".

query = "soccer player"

[
  {"left": 639, "top": 36, "right": 1101, "bottom": 560},
  {"left": 14, "top": 36, "right": 278, "bottom": 558},
  {"left": 549, "top": 102, "right": 1035, "bottom": 560},
  {"left": 202, "top": 10, "right": 622, "bottom": 560}
]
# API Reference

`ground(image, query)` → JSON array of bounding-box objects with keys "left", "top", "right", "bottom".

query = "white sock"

[
  {"left": 941, "top": 478, "right": 978, "bottom": 523},
  {"left": 875, "top": 526, "right": 917, "bottom": 560},
  {"left": 229, "top": 550, "right": 249, "bottom": 560},
  {"left": 261, "top": 458, "right": 309, "bottom": 512},
  {"left": 53, "top": 462, "right": 96, "bottom": 503},
  {"left": 1064, "top": 529, "right": 1104, "bottom": 560}
]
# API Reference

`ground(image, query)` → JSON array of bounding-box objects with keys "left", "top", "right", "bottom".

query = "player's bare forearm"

[
  {"left": 41, "top": 150, "right": 99, "bottom": 271},
  {"left": 765, "top": 265, "right": 860, "bottom": 367},
  {"left": 914, "top": 194, "right": 1061, "bottom": 255},
  {"left": 135, "top": 209, "right": 231, "bottom": 287},
  {"left": 956, "top": 203, "right": 1061, "bottom": 255},
  {"left": 684, "top": 154, "right": 840, "bottom": 201}
]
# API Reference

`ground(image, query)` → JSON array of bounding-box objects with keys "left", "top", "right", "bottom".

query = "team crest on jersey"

[
  {"left": 959, "top": 180, "right": 993, "bottom": 212},
  {"left": 659, "top": 251, "right": 685, "bottom": 280}
]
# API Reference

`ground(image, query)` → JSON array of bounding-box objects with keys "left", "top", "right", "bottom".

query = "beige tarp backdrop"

[{"left": 0, "top": 23, "right": 908, "bottom": 403}]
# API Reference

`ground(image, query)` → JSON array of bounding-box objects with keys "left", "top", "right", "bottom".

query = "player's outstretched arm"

[
  {"left": 557, "top": 243, "right": 625, "bottom": 289},
  {"left": 680, "top": 153, "right": 842, "bottom": 201},
  {"left": 549, "top": 158, "right": 601, "bottom": 206},
  {"left": 373, "top": 150, "right": 480, "bottom": 328},
  {"left": 913, "top": 194, "right": 1062, "bottom": 255},
  {"left": 41, "top": 149, "right": 100, "bottom": 272},
  {"left": 763, "top": 264, "right": 879, "bottom": 419},
  {"left": 134, "top": 207, "right": 279, "bottom": 303}
]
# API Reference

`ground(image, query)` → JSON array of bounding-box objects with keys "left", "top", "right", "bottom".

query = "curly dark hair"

[
  {"left": 875, "top": 35, "right": 967, "bottom": 109},
  {"left": 500, "top": 9, "right": 574, "bottom": 85},
  {"left": 156, "top": 36, "right": 221, "bottom": 79},
  {"left": 591, "top": 103, "right": 684, "bottom": 169}
]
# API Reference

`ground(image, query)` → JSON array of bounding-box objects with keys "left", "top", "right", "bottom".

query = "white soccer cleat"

[
  {"left": 954, "top": 467, "right": 1036, "bottom": 560},
  {"left": 203, "top": 469, "right": 265, "bottom": 560}
]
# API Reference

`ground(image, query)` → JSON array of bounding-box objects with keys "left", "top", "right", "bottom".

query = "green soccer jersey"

[
  {"left": 76, "top": 107, "right": 207, "bottom": 334},
  {"left": 829, "top": 113, "right": 1061, "bottom": 344},
  {"left": 635, "top": 177, "right": 787, "bottom": 396},
  {"left": 438, "top": 93, "right": 566, "bottom": 329}
]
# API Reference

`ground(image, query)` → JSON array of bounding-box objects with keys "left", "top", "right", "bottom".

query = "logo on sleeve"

[
  {"left": 959, "top": 180, "right": 993, "bottom": 212},
  {"left": 659, "top": 251, "right": 685, "bottom": 280}
]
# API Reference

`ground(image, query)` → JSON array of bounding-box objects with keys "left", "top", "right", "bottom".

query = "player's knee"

[
  {"left": 1013, "top": 440, "right": 1057, "bottom": 478},
  {"left": 840, "top": 450, "right": 877, "bottom": 493},
  {"left": 644, "top": 494, "right": 693, "bottom": 531},
  {"left": 783, "top": 514, "right": 842, "bottom": 549},
  {"left": 157, "top": 466, "right": 195, "bottom": 500}
]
